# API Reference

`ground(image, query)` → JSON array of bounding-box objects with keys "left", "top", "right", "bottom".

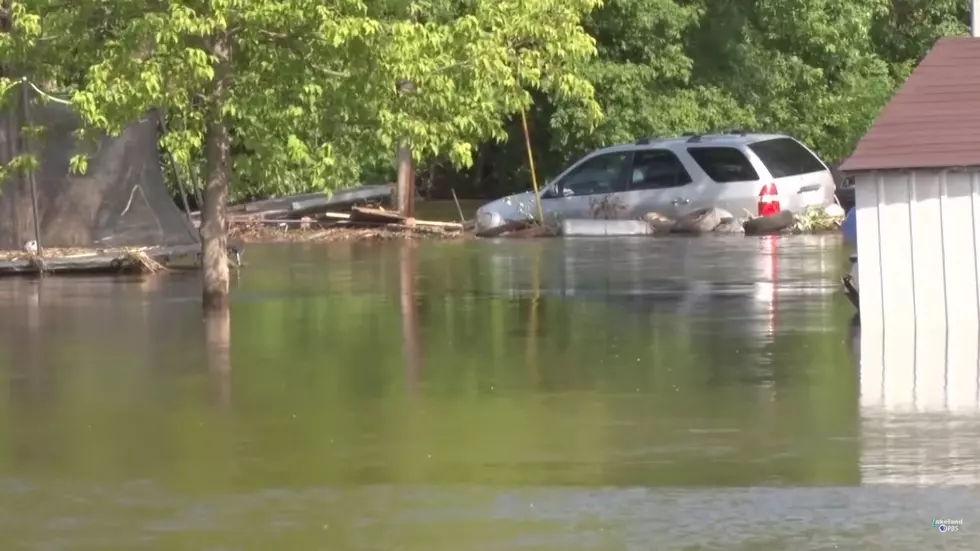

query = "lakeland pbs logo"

[{"left": 932, "top": 519, "right": 963, "bottom": 532}]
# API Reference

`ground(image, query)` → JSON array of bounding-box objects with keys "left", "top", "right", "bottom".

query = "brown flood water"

[{"left": 0, "top": 235, "right": 976, "bottom": 550}]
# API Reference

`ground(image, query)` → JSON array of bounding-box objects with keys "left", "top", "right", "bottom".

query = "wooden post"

[
  {"left": 19, "top": 78, "right": 43, "bottom": 256},
  {"left": 396, "top": 143, "right": 414, "bottom": 218},
  {"left": 396, "top": 79, "right": 417, "bottom": 218}
]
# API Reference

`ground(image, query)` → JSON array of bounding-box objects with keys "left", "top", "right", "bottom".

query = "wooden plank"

[
  {"left": 350, "top": 206, "right": 406, "bottom": 224},
  {"left": 344, "top": 208, "right": 463, "bottom": 230}
]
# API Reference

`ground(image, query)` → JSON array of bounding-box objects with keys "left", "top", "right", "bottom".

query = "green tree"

[{"left": 3, "top": 0, "right": 600, "bottom": 305}]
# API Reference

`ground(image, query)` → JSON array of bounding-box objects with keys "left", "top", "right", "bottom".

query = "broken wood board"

[
  {"left": 0, "top": 244, "right": 202, "bottom": 275},
  {"left": 326, "top": 210, "right": 463, "bottom": 230},
  {"left": 349, "top": 206, "right": 406, "bottom": 225}
]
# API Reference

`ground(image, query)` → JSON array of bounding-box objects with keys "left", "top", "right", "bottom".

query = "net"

[{"left": 0, "top": 81, "right": 199, "bottom": 251}]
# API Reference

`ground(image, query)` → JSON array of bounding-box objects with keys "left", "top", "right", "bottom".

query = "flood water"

[{"left": 0, "top": 235, "right": 976, "bottom": 550}]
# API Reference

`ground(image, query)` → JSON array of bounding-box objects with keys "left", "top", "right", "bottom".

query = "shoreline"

[
  {"left": 228, "top": 221, "right": 470, "bottom": 243},
  {"left": 228, "top": 222, "right": 843, "bottom": 244}
]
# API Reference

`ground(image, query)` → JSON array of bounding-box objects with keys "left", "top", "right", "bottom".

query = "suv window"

[
  {"left": 687, "top": 147, "right": 759, "bottom": 183},
  {"left": 748, "top": 137, "right": 825, "bottom": 177},
  {"left": 555, "top": 152, "right": 630, "bottom": 196},
  {"left": 629, "top": 149, "right": 692, "bottom": 190}
]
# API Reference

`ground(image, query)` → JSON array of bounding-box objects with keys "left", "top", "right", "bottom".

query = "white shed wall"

[{"left": 855, "top": 169, "right": 980, "bottom": 412}]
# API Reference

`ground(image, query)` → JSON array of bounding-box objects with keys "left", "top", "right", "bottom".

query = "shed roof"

[{"left": 840, "top": 36, "right": 980, "bottom": 172}]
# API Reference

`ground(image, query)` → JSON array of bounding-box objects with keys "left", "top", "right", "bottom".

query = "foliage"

[
  {"left": 0, "top": 0, "right": 973, "bottom": 201},
  {"left": 791, "top": 206, "right": 845, "bottom": 234},
  {"left": 2, "top": 0, "right": 601, "bottom": 202},
  {"left": 468, "top": 0, "right": 969, "bottom": 198}
]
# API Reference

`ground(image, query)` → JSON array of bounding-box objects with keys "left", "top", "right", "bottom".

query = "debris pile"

[
  {"left": 641, "top": 204, "right": 845, "bottom": 236},
  {"left": 192, "top": 185, "right": 466, "bottom": 242},
  {"left": 473, "top": 204, "right": 845, "bottom": 239}
]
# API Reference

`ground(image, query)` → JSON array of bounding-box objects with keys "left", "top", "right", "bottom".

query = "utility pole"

[{"left": 396, "top": 80, "right": 417, "bottom": 218}]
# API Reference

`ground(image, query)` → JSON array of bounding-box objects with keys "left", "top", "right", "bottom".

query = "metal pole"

[
  {"left": 450, "top": 187, "right": 465, "bottom": 223},
  {"left": 973, "top": 0, "right": 979, "bottom": 37},
  {"left": 520, "top": 108, "right": 544, "bottom": 223},
  {"left": 20, "top": 78, "right": 43, "bottom": 257}
]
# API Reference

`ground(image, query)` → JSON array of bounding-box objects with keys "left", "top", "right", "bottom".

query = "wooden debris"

[
  {"left": 350, "top": 206, "right": 406, "bottom": 225},
  {"left": 190, "top": 184, "right": 467, "bottom": 242},
  {"left": 0, "top": 244, "right": 202, "bottom": 276}
]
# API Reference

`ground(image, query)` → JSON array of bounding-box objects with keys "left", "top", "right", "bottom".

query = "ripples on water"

[{"left": 0, "top": 235, "right": 976, "bottom": 550}]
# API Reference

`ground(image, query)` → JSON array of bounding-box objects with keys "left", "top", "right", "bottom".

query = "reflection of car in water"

[{"left": 482, "top": 236, "right": 839, "bottom": 336}]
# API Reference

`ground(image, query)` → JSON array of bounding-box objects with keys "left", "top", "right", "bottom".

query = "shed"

[{"left": 840, "top": 36, "right": 980, "bottom": 389}]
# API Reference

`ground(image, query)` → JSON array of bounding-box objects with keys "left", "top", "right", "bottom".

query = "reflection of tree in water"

[
  {"left": 400, "top": 242, "right": 421, "bottom": 393},
  {"left": 1, "top": 280, "right": 51, "bottom": 410},
  {"left": 212, "top": 241, "right": 863, "bottom": 488},
  {"left": 205, "top": 307, "right": 231, "bottom": 409}
]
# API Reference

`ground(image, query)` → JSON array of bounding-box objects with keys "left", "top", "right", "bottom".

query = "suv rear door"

[
  {"left": 683, "top": 145, "right": 763, "bottom": 216},
  {"left": 746, "top": 137, "right": 835, "bottom": 211}
]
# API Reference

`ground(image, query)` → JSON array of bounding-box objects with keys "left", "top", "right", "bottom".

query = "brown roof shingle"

[{"left": 840, "top": 36, "right": 980, "bottom": 172}]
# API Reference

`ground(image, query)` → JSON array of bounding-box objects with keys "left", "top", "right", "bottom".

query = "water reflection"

[
  {"left": 855, "top": 316, "right": 980, "bottom": 488},
  {"left": 204, "top": 307, "right": 231, "bottom": 408},
  {"left": 400, "top": 241, "right": 421, "bottom": 392},
  {"left": 0, "top": 237, "right": 974, "bottom": 550},
  {"left": 859, "top": 322, "right": 980, "bottom": 413}
]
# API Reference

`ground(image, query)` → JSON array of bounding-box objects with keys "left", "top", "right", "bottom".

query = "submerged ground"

[{"left": 0, "top": 235, "right": 975, "bottom": 550}]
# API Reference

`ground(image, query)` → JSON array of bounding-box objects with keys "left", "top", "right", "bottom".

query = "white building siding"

[{"left": 855, "top": 169, "right": 980, "bottom": 412}]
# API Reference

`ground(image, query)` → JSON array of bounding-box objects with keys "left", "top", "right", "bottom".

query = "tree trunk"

[{"left": 200, "top": 29, "right": 232, "bottom": 311}]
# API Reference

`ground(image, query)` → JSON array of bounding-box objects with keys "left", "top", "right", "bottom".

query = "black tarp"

[{"left": 0, "top": 82, "right": 198, "bottom": 250}]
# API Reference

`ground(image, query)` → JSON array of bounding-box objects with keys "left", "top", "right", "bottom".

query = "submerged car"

[{"left": 475, "top": 132, "right": 838, "bottom": 234}]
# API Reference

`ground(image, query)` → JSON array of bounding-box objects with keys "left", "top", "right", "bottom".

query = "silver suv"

[{"left": 475, "top": 132, "right": 837, "bottom": 233}]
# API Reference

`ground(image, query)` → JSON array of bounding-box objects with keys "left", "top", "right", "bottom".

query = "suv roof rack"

[
  {"left": 635, "top": 137, "right": 663, "bottom": 145},
  {"left": 687, "top": 129, "right": 750, "bottom": 143}
]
